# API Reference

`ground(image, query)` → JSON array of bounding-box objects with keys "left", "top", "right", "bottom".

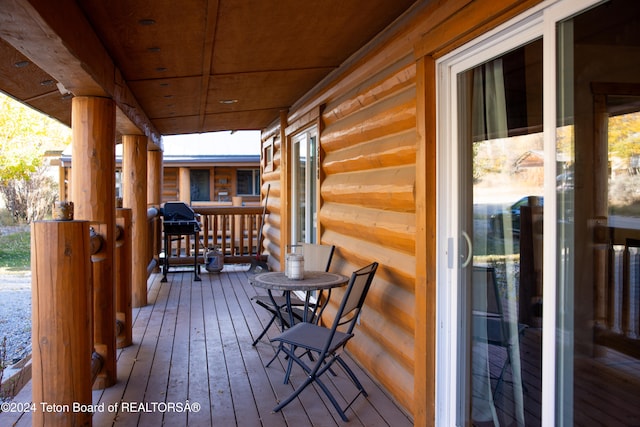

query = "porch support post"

[
  {"left": 71, "top": 96, "right": 117, "bottom": 389},
  {"left": 31, "top": 220, "right": 92, "bottom": 427},
  {"left": 122, "top": 135, "right": 149, "bottom": 308},
  {"left": 179, "top": 167, "right": 191, "bottom": 203},
  {"left": 147, "top": 149, "right": 163, "bottom": 206}
]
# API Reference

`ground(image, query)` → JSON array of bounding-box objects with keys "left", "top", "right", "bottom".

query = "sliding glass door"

[
  {"left": 442, "top": 36, "right": 544, "bottom": 426},
  {"left": 437, "top": 0, "right": 640, "bottom": 425}
]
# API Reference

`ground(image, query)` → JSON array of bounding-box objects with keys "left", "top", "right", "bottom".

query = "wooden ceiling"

[{"left": 0, "top": 0, "right": 416, "bottom": 147}]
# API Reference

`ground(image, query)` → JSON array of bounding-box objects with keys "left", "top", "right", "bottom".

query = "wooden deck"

[{"left": 1, "top": 265, "right": 412, "bottom": 427}]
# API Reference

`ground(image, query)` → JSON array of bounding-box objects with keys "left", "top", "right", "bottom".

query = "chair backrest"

[
  {"left": 472, "top": 266, "right": 503, "bottom": 317},
  {"left": 330, "top": 262, "right": 378, "bottom": 336},
  {"left": 472, "top": 265, "right": 510, "bottom": 345},
  {"left": 301, "top": 243, "right": 335, "bottom": 272}
]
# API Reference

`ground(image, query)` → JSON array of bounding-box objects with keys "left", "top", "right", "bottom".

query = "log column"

[
  {"left": 122, "top": 135, "right": 149, "bottom": 307},
  {"left": 32, "top": 220, "right": 92, "bottom": 427},
  {"left": 71, "top": 96, "right": 117, "bottom": 389},
  {"left": 179, "top": 167, "right": 190, "bottom": 203}
]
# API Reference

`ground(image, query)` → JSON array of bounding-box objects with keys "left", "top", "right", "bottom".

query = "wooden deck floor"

[{"left": 1, "top": 265, "right": 412, "bottom": 427}]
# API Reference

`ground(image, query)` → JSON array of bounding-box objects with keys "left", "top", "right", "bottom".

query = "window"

[
  {"left": 263, "top": 138, "right": 274, "bottom": 172},
  {"left": 190, "top": 169, "right": 210, "bottom": 201},
  {"left": 237, "top": 169, "right": 260, "bottom": 196},
  {"left": 291, "top": 127, "right": 318, "bottom": 244}
]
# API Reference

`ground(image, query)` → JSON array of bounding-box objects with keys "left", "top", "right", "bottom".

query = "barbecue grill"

[{"left": 161, "top": 202, "right": 201, "bottom": 282}]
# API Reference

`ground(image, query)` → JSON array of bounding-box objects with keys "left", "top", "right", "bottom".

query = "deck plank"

[
  {"left": 162, "top": 272, "right": 191, "bottom": 427},
  {"left": 201, "top": 272, "right": 236, "bottom": 425}
]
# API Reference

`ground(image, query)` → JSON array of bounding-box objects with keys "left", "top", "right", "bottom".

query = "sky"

[{"left": 162, "top": 131, "right": 261, "bottom": 155}]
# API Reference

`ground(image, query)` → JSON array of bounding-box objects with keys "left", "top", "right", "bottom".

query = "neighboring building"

[{"left": 59, "top": 133, "right": 261, "bottom": 205}]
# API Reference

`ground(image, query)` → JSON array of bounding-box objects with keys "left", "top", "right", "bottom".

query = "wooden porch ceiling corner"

[{"left": 0, "top": 0, "right": 416, "bottom": 139}]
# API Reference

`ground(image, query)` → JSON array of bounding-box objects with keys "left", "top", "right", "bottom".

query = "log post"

[
  {"left": 122, "top": 135, "right": 149, "bottom": 308},
  {"left": 32, "top": 220, "right": 92, "bottom": 427},
  {"left": 115, "top": 209, "right": 133, "bottom": 347},
  {"left": 71, "top": 96, "right": 117, "bottom": 389},
  {"left": 179, "top": 167, "right": 190, "bottom": 203}
]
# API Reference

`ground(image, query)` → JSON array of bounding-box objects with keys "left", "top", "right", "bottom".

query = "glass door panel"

[
  {"left": 458, "top": 39, "right": 544, "bottom": 426},
  {"left": 557, "top": 1, "right": 640, "bottom": 424}
]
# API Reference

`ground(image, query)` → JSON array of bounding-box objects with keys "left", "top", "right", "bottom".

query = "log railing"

[
  {"left": 161, "top": 206, "right": 266, "bottom": 266},
  {"left": 595, "top": 222, "right": 640, "bottom": 358},
  {"left": 195, "top": 206, "right": 265, "bottom": 263},
  {"left": 147, "top": 207, "right": 161, "bottom": 276}
]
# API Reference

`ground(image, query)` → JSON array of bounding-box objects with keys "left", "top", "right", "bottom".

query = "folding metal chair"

[
  {"left": 269, "top": 262, "right": 378, "bottom": 422},
  {"left": 251, "top": 243, "right": 335, "bottom": 345}
]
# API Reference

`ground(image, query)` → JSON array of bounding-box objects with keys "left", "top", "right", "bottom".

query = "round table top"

[{"left": 249, "top": 271, "right": 349, "bottom": 291}]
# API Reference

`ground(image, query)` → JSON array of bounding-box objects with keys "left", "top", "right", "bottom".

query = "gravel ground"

[
  {"left": 0, "top": 272, "right": 32, "bottom": 365},
  {"left": 0, "top": 225, "right": 32, "bottom": 365}
]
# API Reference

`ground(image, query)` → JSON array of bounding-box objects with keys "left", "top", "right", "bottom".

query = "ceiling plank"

[
  {"left": 0, "top": 0, "right": 162, "bottom": 147},
  {"left": 198, "top": 0, "right": 220, "bottom": 132}
]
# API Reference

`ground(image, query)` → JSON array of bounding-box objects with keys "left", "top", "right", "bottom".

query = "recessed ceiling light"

[
  {"left": 219, "top": 99, "right": 238, "bottom": 104},
  {"left": 155, "top": 67, "right": 167, "bottom": 72},
  {"left": 164, "top": 95, "right": 173, "bottom": 98},
  {"left": 40, "top": 79, "right": 54, "bottom": 86},
  {"left": 138, "top": 19, "right": 156, "bottom": 26},
  {"left": 160, "top": 82, "right": 169, "bottom": 87},
  {"left": 148, "top": 47, "right": 161, "bottom": 53},
  {"left": 14, "top": 60, "right": 30, "bottom": 68}
]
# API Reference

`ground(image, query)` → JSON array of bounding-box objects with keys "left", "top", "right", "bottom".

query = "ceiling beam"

[{"left": 0, "top": 0, "right": 162, "bottom": 148}]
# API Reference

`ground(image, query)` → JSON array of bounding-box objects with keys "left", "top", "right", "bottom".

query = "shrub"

[{"left": 0, "top": 165, "right": 58, "bottom": 223}]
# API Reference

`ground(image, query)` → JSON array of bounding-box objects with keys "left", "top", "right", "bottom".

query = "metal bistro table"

[
  {"left": 249, "top": 271, "right": 349, "bottom": 376},
  {"left": 249, "top": 271, "right": 349, "bottom": 332}
]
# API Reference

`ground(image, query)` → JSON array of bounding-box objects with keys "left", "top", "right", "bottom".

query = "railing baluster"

[
  {"left": 627, "top": 245, "right": 640, "bottom": 339},
  {"left": 611, "top": 245, "right": 624, "bottom": 334},
  {"left": 173, "top": 206, "right": 267, "bottom": 263}
]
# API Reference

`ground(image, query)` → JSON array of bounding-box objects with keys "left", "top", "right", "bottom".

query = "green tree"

[
  {"left": 0, "top": 92, "right": 71, "bottom": 222},
  {"left": 609, "top": 112, "right": 640, "bottom": 162}
]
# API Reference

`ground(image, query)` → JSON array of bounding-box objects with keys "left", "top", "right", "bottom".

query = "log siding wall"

[
  {"left": 318, "top": 59, "right": 418, "bottom": 408},
  {"left": 261, "top": 0, "right": 543, "bottom": 422}
]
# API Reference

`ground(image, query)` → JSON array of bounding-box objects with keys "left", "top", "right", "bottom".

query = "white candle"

[{"left": 286, "top": 253, "right": 304, "bottom": 280}]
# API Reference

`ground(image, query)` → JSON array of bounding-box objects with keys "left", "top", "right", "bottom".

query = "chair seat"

[
  {"left": 275, "top": 322, "right": 352, "bottom": 353},
  {"left": 473, "top": 314, "right": 527, "bottom": 347},
  {"left": 252, "top": 294, "right": 305, "bottom": 308}
]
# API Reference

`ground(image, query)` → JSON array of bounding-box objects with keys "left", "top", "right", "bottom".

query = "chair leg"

[
  {"left": 252, "top": 313, "right": 278, "bottom": 346},
  {"left": 266, "top": 343, "right": 284, "bottom": 367},
  {"left": 273, "top": 376, "right": 314, "bottom": 414},
  {"left": 313, "top": 376, "right": 350, "bottom": 422},
  {"left": 335, "top": 355, "right": 368, "bottom": 397}
]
